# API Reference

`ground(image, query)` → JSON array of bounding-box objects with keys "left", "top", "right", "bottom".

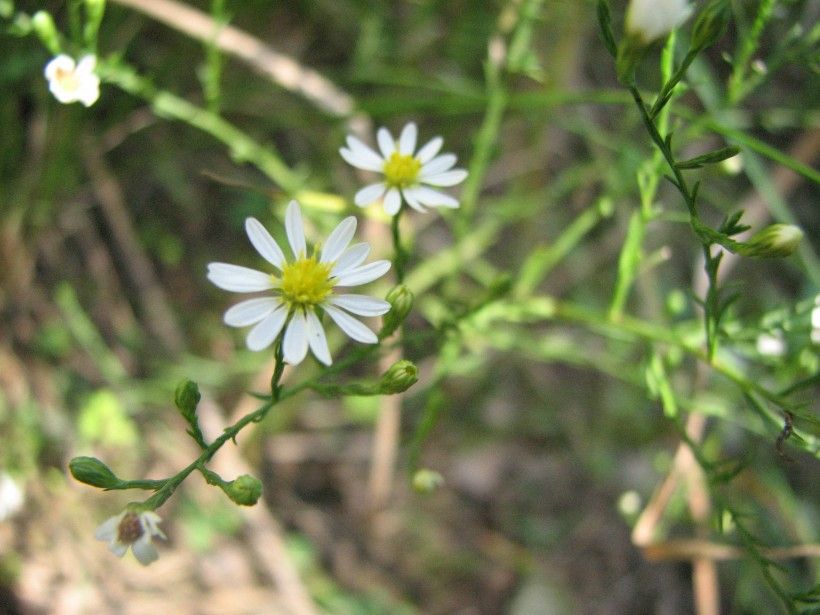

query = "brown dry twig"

[{"left": 109, "top": 0, "right": 356, "bottom": 119}]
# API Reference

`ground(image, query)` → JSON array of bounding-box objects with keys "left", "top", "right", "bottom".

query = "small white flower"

[
  {"left": 0, "top": 473, "right": 24, "bottom": 522},
  {"left": 95, "top": 509, "right": 166, "bottom": 566},
  {"left": 44, "top": 54, "right": 100, "bottom": 107},
  {"left": 340, "top": 122, "right": 468, "bottom": 215},
  {"left": 756, "top": 331, "right": 786, "bottom": 357},
  {"left": 207, "top": 201, "right": 391, "bottom": 365},
  {"left": 626, "top": 0, "right": 694, "bottom": 44}
]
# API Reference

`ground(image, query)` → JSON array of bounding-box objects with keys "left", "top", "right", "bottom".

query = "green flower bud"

[
  {"left": 379, "top": 360, "right": 418, "bottom": 394},
  {"left": 412, "top": 469, "right": 444, "bottom": 494},
  {"left": 83, "top": 0, "right": 107, "bottom": 48},
  {"left": 738, "top": 224, "right": 803, "bottom": 258},
  {"left": 691, "top": 0, "right": 731, "bottom": 51},
  {"left": 174, "top": 379, "right": 201, "bottom": 420},
  {"left": 224, "top": 474, "right": 262, "bottom": 506},
  {"left": 69, "top": 456, "right": 121, "bottom": 489},
  {"left": 31, "top": 11, "right": 61, "bottom": 54},
  {"left": 379, "top": 285, "right": 414, "bottom": 339}
]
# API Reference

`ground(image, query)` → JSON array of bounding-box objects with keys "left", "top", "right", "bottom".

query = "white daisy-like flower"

[
  {"left": 340, "top": 122, "right": 468, "bottom": 215},
  {"left": 95, "top": 509, "right": 166, "bottom": 566},
  {"left": 626, "top": 0, "right": 693, "bottom": 44},
  {"left": 44, "top": 54, "right": 100, "bottom": 107},
  {"left": 207, "top": 200, "right": 391, "bottom": 365}
]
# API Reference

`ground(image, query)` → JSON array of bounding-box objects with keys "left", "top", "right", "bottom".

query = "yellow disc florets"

[
  {"left": 383, "top": 152, "right": 421, "bottom": 188},
  {"left": 278, "top": 255, "right": 334, "bottom": 309}
]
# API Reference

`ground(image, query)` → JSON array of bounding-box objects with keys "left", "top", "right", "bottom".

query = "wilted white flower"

[
  {"left": 626, "top": 0, "right": 694, "bottom": 44},
  {"left": 95, "top": 509, "right": 166, "bottom": 566},
  {"left": 44, "top": 54, "right": 100, "bottom": 107},
  {"left": 207, "top": 201, "right": 391, "bottom": 365},
  {"left": 0, "top": 473, "right": 24, "bottom": 521},
  {"left": 340, "top": 122, "right": 468, "bottom": 215}
]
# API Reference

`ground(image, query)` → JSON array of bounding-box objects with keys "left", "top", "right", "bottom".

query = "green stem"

[
  {"left": 270, "top": 341, "right": 285, "bottom": 400},
  {"left": 391, "top": 211, "right": 406, "bottom": 284},
  {"left": 515, "top": 202, "right": 608, "bottom": 297},
  {"left": 455, "top": 59, "right": 507, "bottom": 239}
]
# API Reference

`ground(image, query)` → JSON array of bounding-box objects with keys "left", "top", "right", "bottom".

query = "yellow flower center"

[
  {"left": 383, "top": 152, "right": 421, "bottom": 188},
  {"left": 277, "top": 255, "right": 334, "bottom": 309},
  {"left": 56, "top": 67, "right": 80, "bottom": 92}
]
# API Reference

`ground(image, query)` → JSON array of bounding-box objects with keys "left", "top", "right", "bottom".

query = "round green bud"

[
  {"left": 174, "top": 379, "right": 201, "bottom": 419},
  {"left": 412, "top": 469, "right": 444, "bottom": 494},
  {"left": 380, "top": 285, "right": 414, "bottom": 338},
  {"left": 379, "top": 360, "right": 418, "bottom": 394},
  {"left": 69, "top": 456, "right": 121, "bottom": 489},
  {"left": 224, "top": 474, "right": 262, "bottom": 506},
  {"left": 738, "top": 224, "right": 803, "bottom": 258}
]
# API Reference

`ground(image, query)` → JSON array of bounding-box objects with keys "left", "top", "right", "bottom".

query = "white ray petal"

[
  {"left": 334, "top": 260, "right": 391, "bottom": 287},
  {"left": 329, "top": 294, "right": 391, "bottom": 316},
  {"left": 283, "top": 311, "right": 309, "bottom": 364},
  {"left": 246, "top": 306, "right": 288, "bottom": 351},
  {"left": 420, "top": 153, "right": 457, "bottom": 176},
  {"left": 109, "top": 542, "right": 129, "bottom": 557},
  {"left": 332, "top": 243, "right": 370, "bottom": 277},
  {"left": 94, "top": 515, "right": 121, "bottom": 542},
  {"left": 305, "top": 310, "right": 332, "bottom": 365},
  {"left": 377, "top": 127, "right": 396, "bottom": 158},
  {"left": 413, "top": 186, "right": 460, "bottom": 209},
  {"left": 415, "top": 136, "right": 444, "bottom": 164},
  {"left": 45, "top": 55, "right": 74, "bottom": 80},
  {"left": 324, "top": 305, "right": 378, "bottom": 343},
  {"left": 354, "top": 182, "right": 387, "bottom": 207},
  {"left": 224, "top": 297, "right": 281, "bottom": 327},
  {"left": 399, "top": 122, "right": 417, "bottom": 155},
  {"left": 321, "top": 216, "right": 356, "bottom": 264},
  {"left": 245, "top": 217, "right": 286, "bottom": 269},
  {"left": 76, "top": 55, "right": 97, "bottom": 74},
  {"left": 340, "top": 136, "right": 384, "bottom": 170},
  {"left": 419, "top": 169, "right": 468, "bottom": 187},
  {"left": 383, "top": 188, "right": 402, "bottom": 215},
  {"left": 401, "top": 186, "right": 428, "bottom": 212},
  {"left": 207, "top": 263, "right": 273, "bottom": 292},
  {"left": 131, "top": 539, "right": 159, "bottom": 566},
  {"left": 285, "top": 200, "right": 306, "bottom": 258}
]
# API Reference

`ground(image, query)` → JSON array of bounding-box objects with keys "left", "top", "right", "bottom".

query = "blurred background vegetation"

[{"left": 0, "top": 0, "right": 818, "bottom": 613}]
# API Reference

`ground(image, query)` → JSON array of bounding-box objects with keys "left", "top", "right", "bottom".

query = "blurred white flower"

[
  {"left": 626, "top": 0, "right": 693, "bottom": 44},
  {"left": 95, "top": 509, "right": 166, "bottom": 566},
  {"left": 44, "top": 54, "right": 100, "bottom": 107},
  {"left": 811, "top": 298, "right": 820, "bottom": 344},
  {"left": 0, "top": 473, "right": 24, "bottom": 521},
  {"left": 756, "top": 331, "right": 786, "bottom": 357},
  {"left": 207, "top": 201, "right": 391, "bottom": 365},
  {"left": 340, "top": 122, "right": 468, "bottom": 215}
]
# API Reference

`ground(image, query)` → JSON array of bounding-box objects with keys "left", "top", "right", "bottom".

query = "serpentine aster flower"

[
  {"left": 625, "top": 0, "right": 693, "bottom": 44},
  {"left": 44, "top": 54, "right": 100, "bottom": 107},
  {"left": 340, "top": 122, "right": 468, "bottom": 215},
  {"left": 95, "top": 509, "right": 166, "bottom": 566},
  {"left": 207, "top": 201, "right": 391, "bottom": 365}
]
